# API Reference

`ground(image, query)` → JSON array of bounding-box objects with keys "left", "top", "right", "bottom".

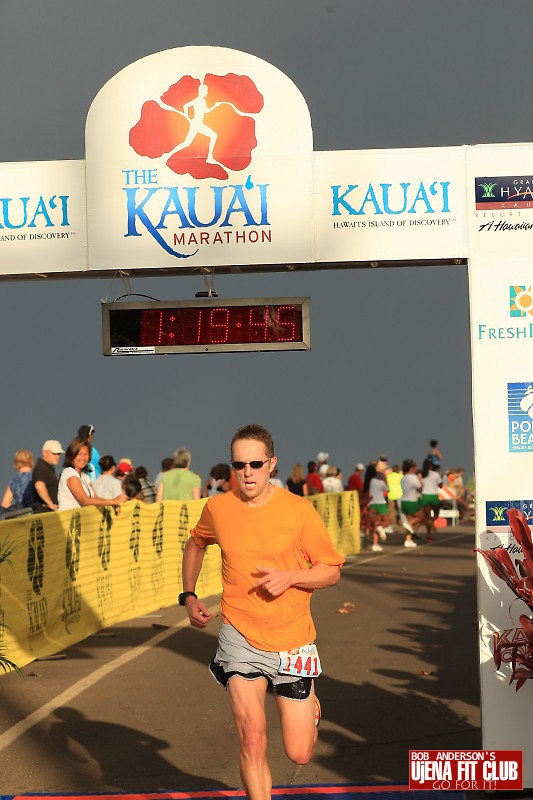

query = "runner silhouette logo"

[{"left": 129, "top": 73, "right": 264, "bottom": 180}]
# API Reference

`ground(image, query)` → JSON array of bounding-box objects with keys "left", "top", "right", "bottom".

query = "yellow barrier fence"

[{"left": 0, "top": 491, "right": 359, "bottom": 669}]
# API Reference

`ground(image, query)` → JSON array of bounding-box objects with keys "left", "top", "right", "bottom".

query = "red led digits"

[
  {"left": 136, "top": 302, "right": 304, "bottom": 348},
  {"left": 276, "top": 305, "right": 297, "bottom": 341},
  {"left": 249, "top": 306, "right": 269, "bottom": 342},
  {"left": 209, "top": 307, "right": 230, "bottom": 343}
]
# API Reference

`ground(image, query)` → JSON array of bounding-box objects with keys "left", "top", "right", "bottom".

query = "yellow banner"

[{"left": 0, "top": 492, "right": 359, "bottom": 669}]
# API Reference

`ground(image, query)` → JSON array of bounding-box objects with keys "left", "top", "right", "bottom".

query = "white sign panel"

[
  {"left": 467, "top": 142, "right": 533, "bottom": 261},
  {"left": 0, "top": 160, "right": 87, "bottom": 276},
  {"left": 85, "top": 46, "right": 315, "bottom": 272},
  {"left": 468, "top": 142, "right": 533, "bottom": 787},
  {"left": 313, "top": 147, "right": 468, "bottom": 263}
]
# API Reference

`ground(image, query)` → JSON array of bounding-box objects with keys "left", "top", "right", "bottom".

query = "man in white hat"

[{"left": 32, "top": 440, "right": 64, "bottom": 513}]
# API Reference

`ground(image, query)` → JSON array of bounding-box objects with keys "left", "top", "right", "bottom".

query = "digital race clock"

[{"left": 102, "top": 297, "right": 310, "bottom": 355}]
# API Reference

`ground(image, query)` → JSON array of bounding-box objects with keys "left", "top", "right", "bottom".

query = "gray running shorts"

[{"left": 209, "top": 623, "right": 313, "bottom": 700}]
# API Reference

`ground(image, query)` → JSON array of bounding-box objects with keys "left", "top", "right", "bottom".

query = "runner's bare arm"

[
  {"left": 254, "top": 562, "right": 340, "bottom": 597},
  {"left": 181, "top": 536, "right": 212, "bottom": 628}
]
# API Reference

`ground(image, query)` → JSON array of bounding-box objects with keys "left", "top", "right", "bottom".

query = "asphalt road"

[{"left": 0, "top": 525, "right": 481, "bottom": 794}]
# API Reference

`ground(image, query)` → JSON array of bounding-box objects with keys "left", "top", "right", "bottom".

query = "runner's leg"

[
  {"left": 274, "top": 681, "right": 317, "bottom": 765},
  {"left": 227, "top": 676, "right": 271, "bottom": 800}
]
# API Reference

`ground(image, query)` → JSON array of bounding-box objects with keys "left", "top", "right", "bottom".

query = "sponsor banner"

[
  {"left": 485, "top": 498, "right": 533, "bottom": 528},
  {"left": 85, "top": 46, "right": 314, "bottom": 272},
  {"left": 468, "top": 256, "right": 533, "bottom": 469},
  {"left": 467, "top": 143, "right": 533, "bottom": 259},
  {"left": 409, "top": 750, "right": 522, "bottom": 791},
  {"left": 0, "top": 160, "right": 87, "bottom": 276},
  {"left": 508, "top": 381, "right": 533, "bottom": 452},
  {"left": 313, "top": 147, "right": 468, "bottom": 263},
  {"left": 0, "top": 492, "right": 359, "bottom": 669},
  {"left": 468, "top": 241, "right": 533, "bottom": 783}
]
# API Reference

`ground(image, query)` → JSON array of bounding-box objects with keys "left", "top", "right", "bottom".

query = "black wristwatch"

[{"left": 178, "top": 591, "right": 198, "bottom": 606}]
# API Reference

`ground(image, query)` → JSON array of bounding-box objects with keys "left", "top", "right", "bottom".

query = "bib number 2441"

[{"left": 278, "top": 643, "right": 322, "bottom": 677}]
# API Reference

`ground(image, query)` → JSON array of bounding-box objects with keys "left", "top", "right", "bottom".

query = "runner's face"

[{"left": 231, "top": 438, "right": 277, "bottom": 505}]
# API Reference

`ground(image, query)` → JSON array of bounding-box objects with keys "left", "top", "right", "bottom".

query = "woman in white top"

[
  {"left": 93, "top": 455, "right": 123, "bottom": 500},
  {"left": 58, "top": 437, "right": 127, "bottom": 511},
  {"left": 400, "top": 459, "right": 423, "bottom": 548},
  {"left": 322, "top": 465, "right": 344, "bottom": 494},
  {"left": 421, "top": 458, "right": 443, "bottom": 541}
]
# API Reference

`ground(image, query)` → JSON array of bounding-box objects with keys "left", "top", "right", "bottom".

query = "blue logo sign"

[{"left": 508, "top": 382, "right": 533, "bottom": 452}]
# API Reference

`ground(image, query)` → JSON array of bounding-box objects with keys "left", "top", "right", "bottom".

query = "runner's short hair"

[{"left": 231, "top": 424, "right": 274, "bottom": 458}]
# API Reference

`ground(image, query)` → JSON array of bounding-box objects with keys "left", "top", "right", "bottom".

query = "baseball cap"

[
  {"left": 43, "top": 440, "right": 64, "bottom": 454},
  {"left": 78, "top": 424, "right": 94, "bottom": 439},
  {"left": 378, "top": 454, "right": 388, "bottom": 461},
  {"left": 316, "top": 451, "right": 329, "bottom": 463},
  {"left": 318, "top": 464, "right": 329, "bottom": 477},
  {"left": 356, "top": 463, "right": 365, "bottom": 470},
  {"left": 117, "top": 459, "right": 133, "bottom": 474}
]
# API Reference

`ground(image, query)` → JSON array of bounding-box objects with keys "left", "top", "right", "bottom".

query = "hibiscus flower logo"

[{"left": 129, "top": 73, "right": 264, "bottom": 180}]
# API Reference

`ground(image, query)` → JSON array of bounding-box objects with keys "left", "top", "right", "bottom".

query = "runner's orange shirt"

[{"left": 190, "top": 487, "right": 345, "bottom": 651}]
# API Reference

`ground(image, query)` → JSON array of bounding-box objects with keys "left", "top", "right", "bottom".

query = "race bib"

[{"left": 278, "top": 643, "right": 322, "bottom": 677}]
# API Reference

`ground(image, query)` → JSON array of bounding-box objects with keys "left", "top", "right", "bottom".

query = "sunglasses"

[{"left": 231, "top": 458, "right": 271, "bottom": 471}]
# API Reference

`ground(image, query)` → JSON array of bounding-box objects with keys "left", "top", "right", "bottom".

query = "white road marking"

[{"left": 0, "top": 604, "right": 220, "bottom": 752}]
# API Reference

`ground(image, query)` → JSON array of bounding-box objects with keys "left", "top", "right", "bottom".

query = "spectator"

[
  {"left": 348, "top": 463, "right": 365, "bottom": 497},
  {"left": 318, "top": 463, "right": 329, "bottom": 480},
  {"left": 57, "top": 437, "right": 126, "bottom": 511},
  {"left": 155, "top": 456, "right": 174, "bottom": 486},
  {"left": 124, "top": 475, "right": 144, "bottom": 501},
  {"left": 78, "top": 424, "right": 101, "bottom": 482},
  {"left": 269, "top": 466, "right": 285, "bottom": 489},
  {"left": 117, "top": 459, "right": 134, "bottom": 482},
  {"left": 203, "top": 463, "right": 231, "bottom": 497},
  {"left": 316, "top": 451, "right": 329, "bottom": 472},
  {"left": 156, "top": 447, "right": 201, "bottom": 501},
  {"left": 322, "top": 465, "right": 344, "bottom": 493},
  {"left": 1, "top": 449, "right": 34, "bottom": 516},
  {"left": 32, "top": 440, "right": 64, "bottom": 513},
  {"left": 376, "top": 454, "right": 391, "bottom": 478},
  {"left": 286, "top": 463, "right": 308, "bottom": 496},
  {"left": 306, "top": 461, "right": 324, "bottom": 495},
  {"left": 134, "top": 465, "right": 157, "bottom": 503},
  {"left": 93, "top": 455, "right": 123, "bottom": 499},
  {"left": 454, "top": 466, "right": 470, "bottom": 521},
  {"left": 427, "top": 439, "right": 442, "bottom": 470}
]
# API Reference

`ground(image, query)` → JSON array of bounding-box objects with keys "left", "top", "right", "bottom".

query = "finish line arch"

[{"left": 0, "top": 45, "right": 531, "bottom": 784}]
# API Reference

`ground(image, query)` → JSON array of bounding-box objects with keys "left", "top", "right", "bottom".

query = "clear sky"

[{"left": 1, "top": 0, "right": 532, "bottom": 492}]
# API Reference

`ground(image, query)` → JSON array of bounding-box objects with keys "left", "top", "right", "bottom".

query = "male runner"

[{"left": 180, "top": 424, "right": 344, "bottom": 800}]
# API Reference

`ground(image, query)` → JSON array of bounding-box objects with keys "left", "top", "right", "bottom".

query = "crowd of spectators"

[{"left": 0, "top": 430, "right": 471, "bottom": 535}]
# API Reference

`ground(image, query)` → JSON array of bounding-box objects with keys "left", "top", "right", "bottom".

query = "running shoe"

[
  {"left": 371, "top": 543, "right": 383, "bottom": 552},
  {"left": 402, "top": 520, "right": 414, "bottom": 534},
  {"left": 314, "top": 695, "right": 321, "bottom": 728},
  {"left": 404, "top": 538, "right": 417, "bottom": 548},
  {"left": 377, "top": 525, "right": 387, "bottom": 541}
]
